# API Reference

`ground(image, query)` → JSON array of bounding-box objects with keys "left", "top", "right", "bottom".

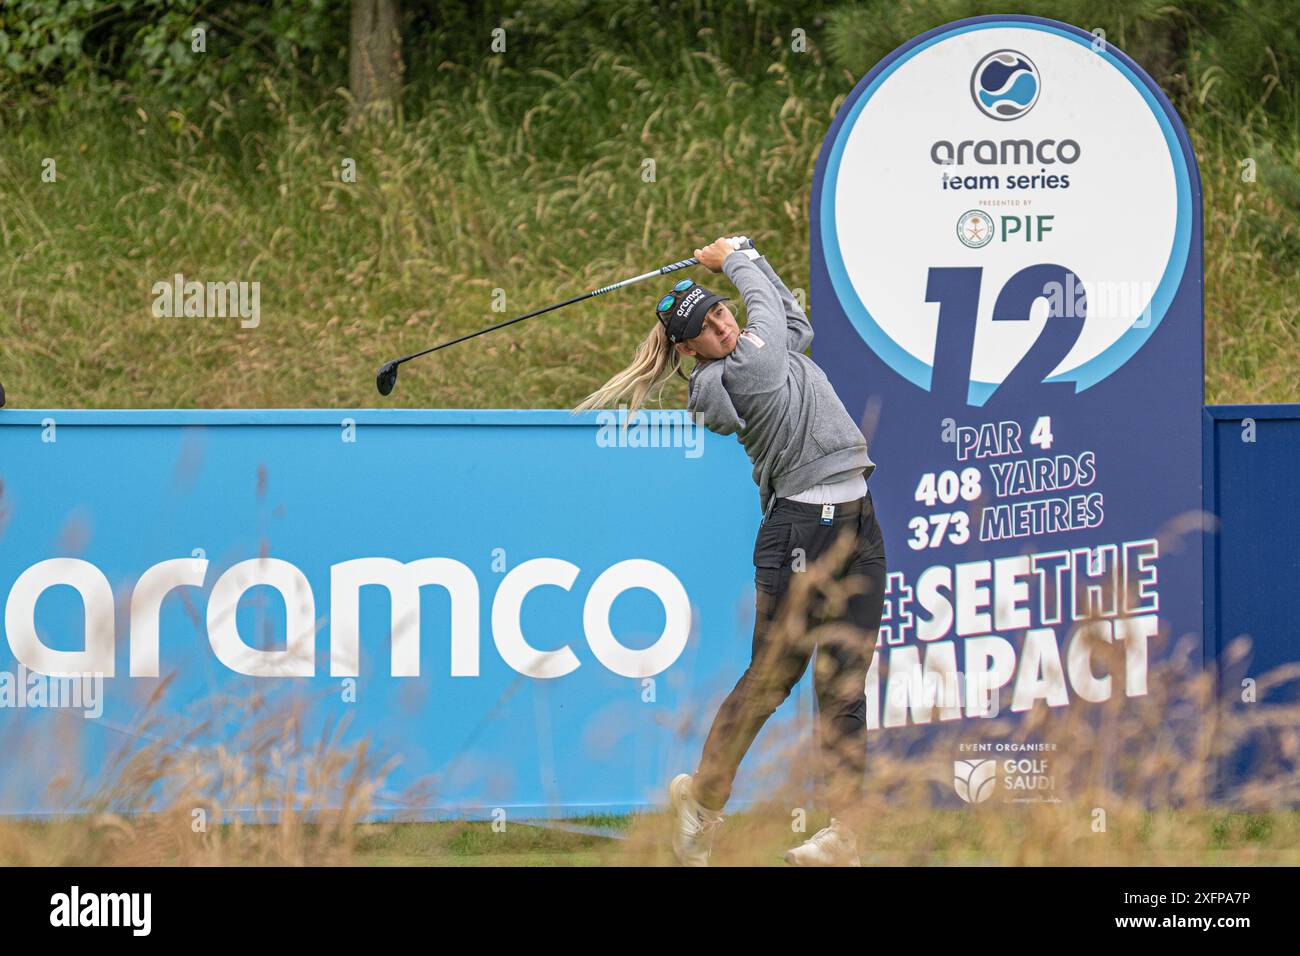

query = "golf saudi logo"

[
  {"left": 970, "top": 50, "right": 1040, "bottom": 120},
  {"left": 818, "top": 22, "right": 1194, "bottom": 406},
  {"left": 954, "top": 759, "right": 997, "bottom": 803}
]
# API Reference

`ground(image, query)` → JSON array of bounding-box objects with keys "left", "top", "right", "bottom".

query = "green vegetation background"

[{"left": 1, "top": 0, "right": 1296, "bottom": 409}]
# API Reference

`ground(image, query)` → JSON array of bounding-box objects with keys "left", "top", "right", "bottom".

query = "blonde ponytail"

[{"left": 572, "top": 322, "right": 689, "bottom": 415}]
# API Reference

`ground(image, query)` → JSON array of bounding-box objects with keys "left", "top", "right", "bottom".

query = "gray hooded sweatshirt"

[{"left": 686, "top": 250, "right": 875, "bottom": 517}]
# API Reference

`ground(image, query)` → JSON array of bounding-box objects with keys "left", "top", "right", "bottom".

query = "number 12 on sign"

[{"left": 926, "top": 265, "right": 1086, "bottom": 406}]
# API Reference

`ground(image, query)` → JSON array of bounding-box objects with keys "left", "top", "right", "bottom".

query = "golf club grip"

[
  {"left": 659, "top": 257, "right": 699, "bottom": 274},
  {"left": 590, "top": 256, "right": 701, "bottom": 296}
]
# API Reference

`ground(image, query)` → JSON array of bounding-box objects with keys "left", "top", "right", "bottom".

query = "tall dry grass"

[
  {"left": 613, "top": 518, "right": 1300, "bottom": 867},
  {"left": 0, "top": 39, "right": 1294, "bottom": 411}
]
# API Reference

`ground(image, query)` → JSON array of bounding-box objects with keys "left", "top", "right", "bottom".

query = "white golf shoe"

[
  {"left": 784, "top": 818, "right": 861, "bottom": 867},
  {"left": 669, "top": 773, "right": 724, "bottom": 867}
]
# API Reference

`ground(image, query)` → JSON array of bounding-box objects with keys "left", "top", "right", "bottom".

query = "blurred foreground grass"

[{"left": 4, "top": 809, "right": 1298, "bottom": 866}]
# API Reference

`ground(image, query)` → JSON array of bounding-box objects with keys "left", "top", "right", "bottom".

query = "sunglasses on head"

[{"left": 655, "top": 278, "right": 696, "bottom": 315}]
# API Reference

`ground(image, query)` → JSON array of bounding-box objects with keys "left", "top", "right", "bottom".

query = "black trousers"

[{"left": 694, "top": 490, "right": 887, "bottom": 811}]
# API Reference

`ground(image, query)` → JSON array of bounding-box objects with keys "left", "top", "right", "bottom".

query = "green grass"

[
  {"left": 0, "top": 50, "right": 828, "bottom": 410},
  {"left": 351, "top": 818, "right": 631, "bottom": 866}
]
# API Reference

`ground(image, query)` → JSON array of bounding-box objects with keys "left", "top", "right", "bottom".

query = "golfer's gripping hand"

[{"left": 694, "top": 237, "right": 735, "bottom": 273}]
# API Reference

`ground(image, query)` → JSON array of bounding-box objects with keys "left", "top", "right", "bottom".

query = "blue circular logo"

[{"left": 971, "top": 49, "right": 1040, "bottom": 120}]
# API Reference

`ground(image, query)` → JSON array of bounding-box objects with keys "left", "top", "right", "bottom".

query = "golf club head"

[{"left": 376, "top": 362, "right": 399, "bottom": 396}]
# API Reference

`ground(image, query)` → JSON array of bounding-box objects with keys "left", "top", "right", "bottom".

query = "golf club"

[{"left": 375, "top": 254, "right": 705, "bottom": 396}]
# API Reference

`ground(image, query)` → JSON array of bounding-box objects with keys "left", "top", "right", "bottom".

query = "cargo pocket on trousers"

[{"left": 753, "top": 521, "right": 794, "bottom": 596}]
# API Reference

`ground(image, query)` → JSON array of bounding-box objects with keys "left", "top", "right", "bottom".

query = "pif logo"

[
  {"left": 954, "top": 758, "right": 997, "bottom": 803},
  {"left": 957, "top": 210, "right": 1056, "bottom": 248},
  {"left": 970, "top": 50, "right": 1040, "bottom": 120},
  {"left": 956, "top": 210, "right": 994, "bottom": 248}
]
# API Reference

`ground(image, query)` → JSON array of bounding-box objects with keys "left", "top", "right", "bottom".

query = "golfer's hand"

[{"left": 695, "top": 237, "right": 734, "bottom": 273}]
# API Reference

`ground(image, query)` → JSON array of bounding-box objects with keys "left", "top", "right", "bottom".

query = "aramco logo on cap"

[
  {"left": 970, "top": 50, "right": 1040, "bottom": 121},
  {"left": 676, "top": 286, "right": 706, "bottom": 317}
]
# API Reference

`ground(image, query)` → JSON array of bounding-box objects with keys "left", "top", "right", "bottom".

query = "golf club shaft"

[{"left": 389, "top": 256, "right": 699, "bottom": 367}]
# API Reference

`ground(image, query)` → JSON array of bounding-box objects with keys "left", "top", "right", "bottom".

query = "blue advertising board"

[
  {"left": 0, "top": 409, "right": 803, "bottom": 818},
  {"left": 811, "top": 16, "right": 1204, "bottom": 803}
]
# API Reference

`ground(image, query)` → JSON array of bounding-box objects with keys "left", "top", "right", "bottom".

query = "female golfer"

[{"left": 575, "top": 235, "right": 886, "bottom": 866}]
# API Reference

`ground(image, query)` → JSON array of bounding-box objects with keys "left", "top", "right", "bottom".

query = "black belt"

[{"left": 770, "top": 493, "right": 868, "bottom": 518}]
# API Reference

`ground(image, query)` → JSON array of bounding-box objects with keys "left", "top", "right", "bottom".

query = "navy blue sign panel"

[
  {"left": 811, "top": 16, "right": 1203, "bottom": 802},
  {"left": 1203, "top": 406, "right": 1300, "bottom": 802}
]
